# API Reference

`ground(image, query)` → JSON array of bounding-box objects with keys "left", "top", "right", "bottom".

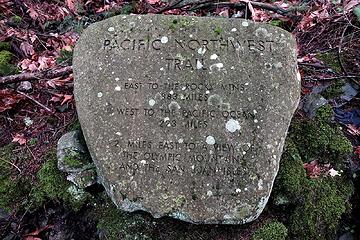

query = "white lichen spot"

[
  {"left": 196, "top": 60, "right": 204, "bottom": 69},
  {"left": 178, "top": 138, "right": 184, "bottom": 143},
  {"left": 253, "top": 109, "right": 257, "bottom": 114},
  {"left": 258, "top": 179, "right": 264, "bottom": 190},
  {"left": 272, "top": 155, "right": 277, "bottom": 159},
  {"left": 189, "top": 34, "right": 193, "bottom": 38},
  {"left": 266, "top": 144, "right": 272, "bottom": 149},
  {"left": 108, "top": 27, "right": 115, "bottom": 32},
  {"left": 225, "top": 119, "right": 241, "bottom": 133},
  {"left": 115, "top": 132, "right": 121, "bottom": 136},
  {"left": 115, "top": 77, "right": 120, "bottom": 81},
  {"left": 168, "top": 101, "right": 181, "bottom": 111},
  {"left": 191, "top": 165, "right": 195, "bottom": 169},
  {"left": 231, "top": 28, "right": 237, "bottom": 32},
  {"left": 205, "top": 90, "right": 210, "bottom": 94},
  {"left": 245, "top": 82, "right": 249, "bottom": 86},
  {"left": 161, "top": 36, "right": 168, "bottom": 43},
  {"left": 254, "top": 119, "right": 258, "bottom": 123},
  {"left": 230, "top": 66, "right": 235, "bottom": 70},
  {"left": 210, "top": 54, "right": 218, "bottom": 60},
  {"left": 207, "top": 190, "right": 213, "bottom": 196},
  {"left": 235, "top": 188, "right": 241, "bottom": 193},
  {"left": 197, "top": 47, "right": 206, "bottom": 55},
  {"left": 140, "top": 160, "right": 147, "bottom": 164},
  {"left": 210, "top": 63, "right": 224, "bottom": 71},
  {"left": 169, "top": 90, "right": 174, "bottom": 95},
  {"left": 206, "top": 136, "right": 216, "bottom": 145},
  {"left": 244, "top": 187, "right": 248, "bottom": 191},
  {"left": 242, "top": 21, "right": 249, "bottom": 27},
  {"left": 242, "top": 151, "right": 246, "bottom": 155},
  {"left": 160, "top": 67, "right": 164, "bottom": 71},
  {"left": 114, "top": 85, "right": 121, "bottom": 91},
  {"left": 274, "top": 62, "right": 283, "bottom": 68},
  {"left": 97, "top": 92, "right": 103, "bottom": 98},
  {"left": 181, "top": 86, "right": 186, "bottom": 90},
  {"left": 164, "top": 117, "right": 170, "bottom": 122},
  {"left": 149, "top": 99, "right": 156, "bottom": 107}
]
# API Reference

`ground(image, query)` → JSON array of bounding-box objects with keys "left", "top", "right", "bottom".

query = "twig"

[
  {"left": 338, "top": 25, "right": 349, "bottom": 75},
  {"left": 0, "top": 157, "right": 21, "bottom": 173},
  {"left": 190, "top": 1, "right": 291, "bottom": 15},
  {"left": 303, "top": 75, "right": 360, "bottom": 82},
  {"left": 298, "top": 62, "right": 327, "bottom": 69},
  {"left": 15, "top": 90, "right": 52, "bottom": 112},
  {"left": 0, "top": 66, "right": 73, "bottom": 86},
  {"left": 157, "top": 0, "right": 186, "bottom": 13}
]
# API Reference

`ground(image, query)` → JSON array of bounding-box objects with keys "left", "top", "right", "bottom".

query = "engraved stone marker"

[{"left": 74, "top": 14, "right": 300, "bottom": 224}]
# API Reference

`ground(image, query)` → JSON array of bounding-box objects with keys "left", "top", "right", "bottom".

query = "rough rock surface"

[
  {"left": 57, "top": 131, "right": 97, "bottom": 188},
  {"left": 73, "top": 14, "right": 300, "bottom": 224}
]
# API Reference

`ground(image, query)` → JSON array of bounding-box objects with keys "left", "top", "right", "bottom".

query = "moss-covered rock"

[
  {"left": 31, "top": 152, "right": 90, "bottom": 211},
  {"left": 252, "top": 221, "right": 288, "bottom": 240},
  {"left": 290, "top": 177, "right": 353, "bottom": 240},
  {"left": 275, "top": 139, "right": 306, "bottom": 201},
  {"left": 289, "top": 105, "right": 352, "bottom": 167},
  {"left": 274, "top": 104, "right": 354, "bottom": 239}
]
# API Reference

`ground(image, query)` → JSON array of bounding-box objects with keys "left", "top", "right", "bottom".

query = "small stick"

[
  {"left": 338, "top": 25, "right": 349, "bottom": 75},
  {"left": 15, "top": 90, "right": 52, "bottom": 112},
  {"left": 0, "top": 158, "right": 22, "bottom": 173},
  {"left": 0, "top": 66, "right": 72, "bottom": 86}
]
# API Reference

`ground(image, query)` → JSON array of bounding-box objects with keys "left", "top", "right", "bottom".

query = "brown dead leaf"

[
  {"left": 0, "top": 89, "right": 25, "bottom": 112},
  {"left": 12, "top": 133, "right": 26, "bottom": 145},
  {"left": 20, "top": 42, "right": 35, "bottom": 57},
  {"left": 61, "top": 94, "right": 73, "bottom": 105}
]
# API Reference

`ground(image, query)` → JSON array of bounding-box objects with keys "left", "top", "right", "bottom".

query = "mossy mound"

[
  {"left": 289, "top": 105, "right": 352, "bottom": 167},
  {"left": 95, "top": 195, "right": 154, "bottom": 240},
  {"left": 31, "top": 152, "right": 90, "bottom": 211},
  {"left": 274, "top": 105, "right": 354, "bottom": 239},
  {"left": 252, "top": 221, "right": 288, "bottom": 240},
  {"left": 0, "top": 144, "right": 30, "bottom": 212}
]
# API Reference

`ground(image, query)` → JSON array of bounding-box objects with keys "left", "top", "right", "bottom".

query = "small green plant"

[
  {"left": 214, "top": 26, "right": 222, "bottom": 35},
  {"left": 252, "top": 221, "right": 288, "bottom": 240}
]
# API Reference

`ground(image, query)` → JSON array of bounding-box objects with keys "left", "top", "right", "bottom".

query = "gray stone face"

[{"left": 73, "top": 14, "right": 300, "bottom": 224}]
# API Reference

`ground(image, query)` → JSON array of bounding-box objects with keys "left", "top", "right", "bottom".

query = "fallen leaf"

[
  {"left": 20, "top": 42, "right": 35, "bottom": 57},
  {"left": 0, "top": 89, "right": 25, "bottom": 112},
  {"left": 61, "top": 94, "right": 73, "bottom": 105},
  {"left": 12, "top": 133, "right": 26, "bottom": 145}
]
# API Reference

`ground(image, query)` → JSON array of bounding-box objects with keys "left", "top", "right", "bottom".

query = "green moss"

[
  {"left": 63, "top": 150, "right": 84, "bottom": 168},
  {"left": 56, "top": 48, "right": 73, "bottom": 65},
  {"left": 68, "top": 120, "right": 81, "bottom": 131},
  {"left": 290, "top": 177, "right": 353, "bottom": 240},
  {"left": 275, "top": 139, "right": 306, "bottom": 201},
  {"left": 96, "top": 196, "right": 154, "bottom": 240},
  {"left": 252, "top": 221, "right": 288, "bottom": 240},
  {"left": 120, "top": 4, "right": 135, "bottom": 14},
  {"left": 214, "top": 26, "right": 222, "bottom": 35},
  {"left": 0, "top": 144, "right": 30, "bottom": 211},
  {"left": 289, "top": 105, "right": 352, "bottom": 167},
  {"left": 0, "top": 50, "right": 19, "bottom": 76},
  {"left": 31, "top": 152, "right": 89, "bottom": 211},
  {"left": 321, "top": 79, "right": 345, "bottom": 99},
  {"left": 0, "top": 42, "right": 11, "bottom": 51},
  {"left": 317, "top": 52, "right": 341, "bottom": 73},
  {"left": 28, "top": 138, "right": 38, "bottom": 146},
  {"left": 11, "top": 15, "right": 22, "bottom": 24}
]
